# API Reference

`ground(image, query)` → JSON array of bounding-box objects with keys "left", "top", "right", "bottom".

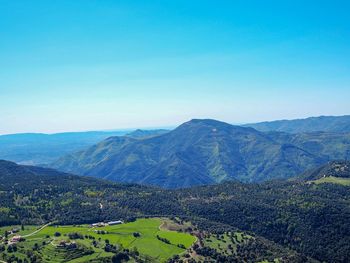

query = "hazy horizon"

[
  {"left": 1, "top": 1, "right": 349, "bottom": 134},
  {"left": 1, "top": 114, "right": 349, "bottom": 136}
]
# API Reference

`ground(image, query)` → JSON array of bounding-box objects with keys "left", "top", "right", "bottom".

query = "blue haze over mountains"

[
  {"left": 51, "top": 116, "right": 350, "bottom": 188},
  {"left": 0, "top": 131, "right": 129, "bottom": 165},
  {"left": 1, "top": 115, "right": 350, "bottom": 188}
]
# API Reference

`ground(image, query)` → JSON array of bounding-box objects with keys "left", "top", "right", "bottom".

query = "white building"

[{"left": 108, "top": 220, "right": 123, "bottom": 225}]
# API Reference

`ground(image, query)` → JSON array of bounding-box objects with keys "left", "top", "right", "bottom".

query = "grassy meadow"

[
  {"left": 311, "top": 176, "right": 350, "bottom": 186},
  {"left": 0, "top": 218, "right": 196, "bottom": 262}
]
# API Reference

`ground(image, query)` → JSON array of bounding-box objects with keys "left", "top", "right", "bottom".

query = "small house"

[
  {"left": 108, "top": 220, "right": 123, "bottom": 225},
  {"left": 10, "top": 235, "right": 21, "bottom": 243}
]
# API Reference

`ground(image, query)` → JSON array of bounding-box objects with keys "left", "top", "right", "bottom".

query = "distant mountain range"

[
  {"left": 0, "top": 130, "right": 165, "bottom": 165},
  {"left": 125, "top": 129, "right": 169, "bottom": 138},
  {"left": 245, "top": 115, "right": 350, "bottom": 133},
  {"left": 1, "top": 115, "right": 350, "bottom": 188},
  {"left": 2, "top": 114, "right": 349, "bottom": 166},
  {"left": 51, "top": 118, "right": 350, "bottom": 188}
]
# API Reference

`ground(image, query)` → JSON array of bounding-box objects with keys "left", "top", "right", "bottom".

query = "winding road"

[{"left": 22, "top": 222, "right": 53, "bottom": 238}]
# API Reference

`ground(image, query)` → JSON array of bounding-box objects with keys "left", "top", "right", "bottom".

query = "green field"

[
  {"left": 0, "top": 218, "right": 196, "bottom": 262},
  {"left": 311, "top": 176, "right": 350, "bottom": 186}
]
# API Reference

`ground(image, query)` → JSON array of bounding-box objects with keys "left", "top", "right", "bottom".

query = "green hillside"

[
  {"left": 299, "top": 160, "right": 350, "bottom": 186},
  {"left": 0, "top": 218, "right": 195, "bottom": 263},
  {"left": 1, "top": 160, "right": 349, "bottom": 262},
  {"left": 311, "top": 176, "right": 350, "bottom": 185},
  {"left": 0, "top": 129, "right": 168, "bottom": 166},
  {"left": 52, "top": 119, "right": 343, "bottom": 188},
  {"left": 298, "top": 160, "right": 350, "bottom": 180}
]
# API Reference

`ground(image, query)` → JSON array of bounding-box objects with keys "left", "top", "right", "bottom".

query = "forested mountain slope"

[
  {"left": 1, "top": 160, "right": 349, "bottom": 262},
  {"left": 179, "top": 181, "right": 350, "bottom": 262},
  {"left": 52, "top": 119, "right": 350, "bottom": 188},
  {"left": 265, "top": 131, "right": 350, "bottom": 160}
]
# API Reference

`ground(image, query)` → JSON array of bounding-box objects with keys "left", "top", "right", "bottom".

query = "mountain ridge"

[
  {"left": 52, "top": 119, "right": 333, "bottom": 188},
  {"left": 245, "top": 115, "right": 350, "bottom": 133}
]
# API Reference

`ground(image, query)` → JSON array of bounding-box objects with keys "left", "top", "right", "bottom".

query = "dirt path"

[
  {"left": 22, "top": 222, "right": 53, "bottom": 238},
  {"left": 158, "top": 220, "right": 166, "bottom": 231}
]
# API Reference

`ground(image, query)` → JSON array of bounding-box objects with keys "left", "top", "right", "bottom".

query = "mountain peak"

[
  {"left": 186, "top": 118, "right": 230, "bottom": 125},
  {"left": 52, "top": 118, "right": 330, "bottom": 188},
  {"left": 176, "top": 119, "right": 258, "bottom": 135},
  {"left": 179, "top": 119, "right": 237, "bottom": 131}
]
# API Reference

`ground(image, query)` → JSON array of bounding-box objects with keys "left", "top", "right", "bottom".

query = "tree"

[
  {"left": 33, "top": 243, "right": 39, "bottom": 251},
  {"left": 133, "top": 232, "right": 141, "bottom": 238},
  {"left": 112, "top": 252, "right": 129, "bottom": 263}
]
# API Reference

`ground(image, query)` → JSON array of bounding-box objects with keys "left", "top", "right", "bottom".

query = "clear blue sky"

[{"left": 0, "top": 0, "right": 349, "bottom": 134}]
